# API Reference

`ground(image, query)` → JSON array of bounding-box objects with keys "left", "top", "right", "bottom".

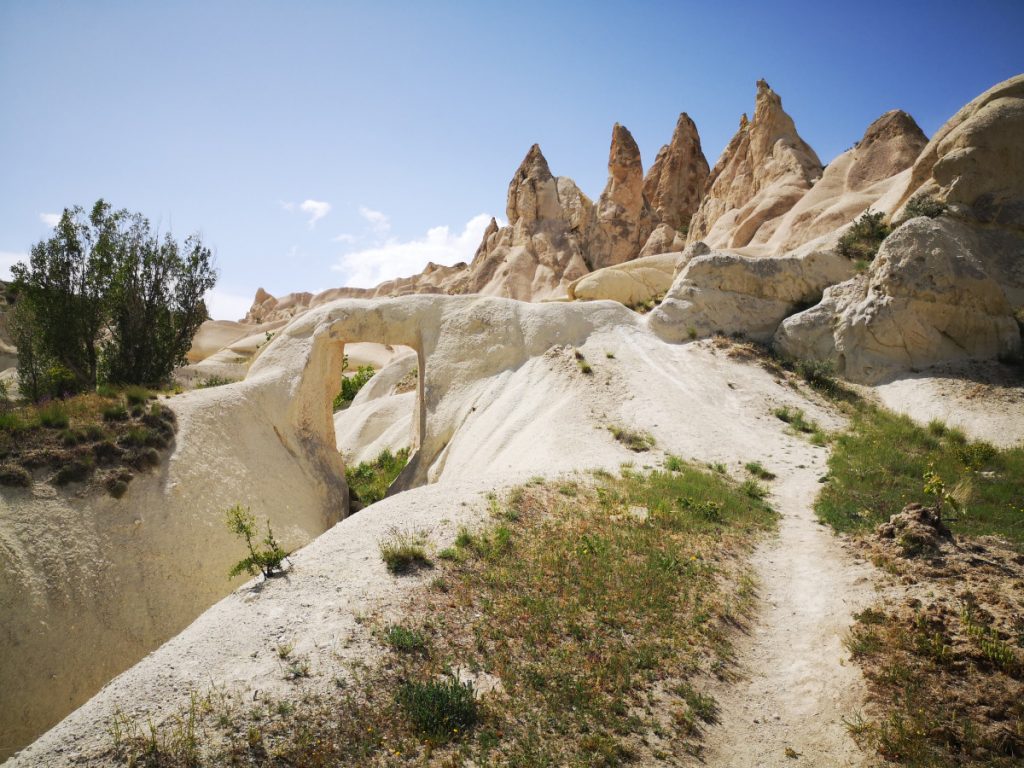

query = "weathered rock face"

[
  {"left": 643, "top": 113, "right": 709, "bottom": 232},
  {"left": 588, "top": 124, "right": 658, "bottom": 270},
  {"left": 776, "top": 218, "right": 1023, "bottom": 383},
  {"left": 648, "top": 242, "right": 855, "bottom": 343},
  {"left": 894, "top": 74, "right": 1024, "bottom": 230},
  {"left": 639, "top": 223, "right": 687, "bottom": 257},
  {"left": 688, "top": 80, "right": 823, "bottom": 249},
  {"left": 766, "top": 110, "right": 928, "bottom": 251},
  {"left": 465, "top": 145, "right": 593, "bottom": 299}
]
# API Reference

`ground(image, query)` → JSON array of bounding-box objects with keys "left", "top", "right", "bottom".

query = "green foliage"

[
  {"left": 345, "top": 447, "right": 409, "bottom": 509},
  {"left": 609, "top": 425, "right": 656, "bottom": 452},
  {"left": 102, "top": 404, "right": 129, "bottom": 422},
  {"left": 54, "top": 457, "right": 94, "bottom": 485},
  {"left": 794, "top": 358, "right": 839, "bottom": 396},
  {"left": 900, "top": 192, "right": 947, "bottom": 222},
  {"left": 0, "top": 412, "right": 26, "bottom": 432},
  {"left": 744, "top": 461, "right": 776, "bottom": 480},
  {"left": 837, "top": 209, "right": 890, "bottom": 262},
  {"left": 816, "top": 407, "right": 1024, "bottom": 543},
  {"left": 124, "top": 386, "right": 152, "bottom": 405},
  {"left": 383, "top": 625, "right": 427, "bottom": 654},
  {"left": 664, "top": 454, "right": 685, "bottom": 472},
  {"left": 332, "top": 356, "right": 376, "bottom": 411},
  {"left": 397, "top": 676, "right": 478, "bottom": 744},
  {"left": 225, "top": 505, "right": 288, "bottom": 580},
  {"left": 11, "top": 200, "right": 217, "bottom": 396},
  {"left": 378, "top": 526, "right": 431, "bottom": 574},
  {"left": 196, "top": 374, "right": 237, "bottom": 388},
  {"left": 36, "top": 403, "right": 70, "bottom": 428}
]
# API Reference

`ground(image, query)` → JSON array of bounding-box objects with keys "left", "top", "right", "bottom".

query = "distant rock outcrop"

[
  {"left": 642, "top": 113, "right": 709, "bottom": 232},
  {"left": 688, "top": 80, "right": 823, "bottom": 249},
  {"left": 588, "top": 124, "right": 658, "bottom": 270}
]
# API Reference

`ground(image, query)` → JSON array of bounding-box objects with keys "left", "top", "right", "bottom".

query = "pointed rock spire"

[
  {"left": 688, "top": 79, "right": 822, "bottom": 248},
  {"left": 642, "top": 112, "right": 710, "bottom": 232},
  {"left": 588, "top": 123, "right": 657, "bottom": 270}
]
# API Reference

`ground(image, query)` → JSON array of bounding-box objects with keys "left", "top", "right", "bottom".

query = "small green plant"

[
  {"left": 378, "top": 526, "right": 431, "bottom": 574},
  {"left": 124, "top": 385, "right": 152, "bottom": 405},
  {"left": 794, "top": 358, "right": 840, "bottom": 396},
  {"left": 900, "top": 192, "right": 947, "bottom": 223},
  {"left": 54, "top": 457, "right": 94, "bottom": 485},
  {"left": 609, "top": 426, "right": 655, "bottom": 452},
  {"left": 197, "top": 375, "right": 237, "bottom": 388},
  {"left": 102, "top": 404, "right": 129, "bottom": 422},
  {"left": 605, "top": 351, "right": 615, "bottom": 359},
  {"left": 397, "top": 676, "right": 478, "bottom": 743},
  {"left": 0, "top": 412, "right": 26, "bottom": 432},
  {"left": 37, "top": 402, "right": 70, "bottom": 429},
  {"left": 687, "top": 327, "right": 698, "bottom": 340},
  {"left": 664, "top": 454, "right": 685, "bottom": 472},
  {"left": 744, "top": 461, "right": 776, "bottom": 480},
  {"left": 740, "top": 479, "right": 768, "bottom": 500},
  {"left": 837, "top": 209, "right": 890, "bottom": 261},
  {"left": 345, "top": 447, "right": 409, "bottom": 509},
  {"left": 772, "top": 405, "right": 823, "bottom": 439},
  {"left": 332, "top": 356, "right": 376, "bottom": 411},
  {"left": 225, "top": 505, "right": 288, "bottom": 580},
  {"left": 275, "top": 641, "right": 295, "bottom": 659},
  {"left": 384, "top": 625, "right": 427, "bottom": 654}
]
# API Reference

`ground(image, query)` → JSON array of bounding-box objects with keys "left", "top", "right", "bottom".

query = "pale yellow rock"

[
  {"left": 639, "top": 222, "right": 687, "bottom": 257},
  {"left": 688, "top": 80, "right": 822, "bottom": 249},
  {"left": 649, "top": 245, "right": 854, "bottom": 342},
  {"left": 893, "top": 73, "right": 1024, "bottom": 229},
  {"left": 567, "top": 252, "right": 678, "bottom": 306}
]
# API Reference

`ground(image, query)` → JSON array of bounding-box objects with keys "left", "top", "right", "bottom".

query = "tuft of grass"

[
  {"left": 816, "top": 405, "right": 1024, "bottom": 543},
  {"left": 773, "top": 405, "right": 828, "bottom": 443},
  {"left": 744, "top": 461, "right": 776, "bottom": 480},
  {"left": 196, "top": 375, "right": 237, "bottom": 388},
  {"left": 383, "top": 625, "right": 427, "bottom": 654},
  {"left": 102, "top": 405, "right": 129, "bottom": 422},
  {"left": 397, "top": 676, "right": 478, "bottom": 744},
  {"left": 664, "top": 454, "right": 685, "bottom": 472},
  {"left": 0, "top": 463, "right": 32, "bottom": 487},
  {"left": 54, "top": 457, "right": 94, "bottom": 485},
  {"left": 898, "top": 192, "right": 947, "bottom": 223},
  {"left": 740, "top": 479, "right": 769, "bottom": 500},
  {"left": 345, "top": 447, "right": 409, "bottom": 510},
  {"left": 37, "top": 403, "right": 70, "bottom": 429},
  {"left": 609, "top": 425, "right": 656, "bottom": 452},
  {"left": 605, "top": 351, "right": 615, "bottom": 359},
  {"left": 124, "top": 385, "right": 153, "bottom": 406},
  {"left": 379, "top": 527, "right": 431, "bottom": 574}
]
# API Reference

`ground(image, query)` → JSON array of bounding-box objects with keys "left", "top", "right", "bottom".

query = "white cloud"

[
  {"left": 333, "top": 233, "right": 357, "bottom": 244},
  {"left": 205, "top": 289, "right": 255, "bottom": 322},
  {"left": 332, "top": 213, "right": 495, "bottom": 288},
  {"left": 300, "top": 199, "right": 331, "bottom": 228},
  {"left": 280, "top": 199, "right": 331, "bottom": 227},
  {"left": 39, "top": 212, "right": 60, "bottom": 227},
  {"left": 0, "top": 251, "right": 27, "bottom": 280},
  {"left": 358, "top": 206, "right": 390, "bottom": 235}
]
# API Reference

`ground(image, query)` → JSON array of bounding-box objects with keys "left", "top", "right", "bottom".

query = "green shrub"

[
  {"left": 0, "top": 464, "right": 32, "bottom": 487},
  {"left": 664, "top": 454, "right": 685, "bottom": 472},
  {"left": 93, "top": 440, "right": 123, "bottom": 464},
  {"left": 794, "top": 358, "right": 839, "bottom": 396},
  {"left": 0, "top": 412, "right": 27, "bottom": 432},
  {"left": 384, "top": 625, "right": 427, "bottom": 654},
  {"left": 60, "top": 428, "right": 86, "bottom": 446},
  {"left": 37, "top": 403, "right": 70, "bottom": 429},
  {"left": 332, "top": 359, "right": 375, "bottom": 411},
  {"left": 102, "top": 405, "right": 129, "bottom": 422},
  {"left": 740, "top": 479, "right": 768, "bottom": 500},
  {"left": 106, "top": 477, "right": 129, "bottom": 498},
  {"left": 225, "top": 505, "right": 288, "bottom": 579},
  {"left": 837, "top": 209, "right": 890, "bottom": 262},
  {"left": 96, "top": 383, "right": 119, "bottom": 398},
  {"left": 83, "top": 424, "right": 106, "bottom": 441},
  {"left": 744, "top": 461, "right": 776, "bottom": 480},
  {"left": 346, "top": 447, "right": 409, "bottom": 509},
  {"left": 900, "top": 192, "right": 947, "bottom": 222},
  {"left": 129, "top": 447, "right": 160, "bottom": 470},
  {"left": 125, "top": 385, "right": 152, "bottom": 405},
  {"left": 197, "top": 375, "right": 237, "bottom": 388},
  {"left": 397, "top": 676, "right": 478, "bottom": 743},
  {"left": 54, "top": 457, "right": 94, "bottom": 485},
  {"left": 609, "top": 426, "right": 656, "bottom": 452}
]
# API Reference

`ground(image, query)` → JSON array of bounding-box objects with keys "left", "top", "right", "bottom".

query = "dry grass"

[{"left": 105, "top": 464, "right": 775, "bottom": 766}]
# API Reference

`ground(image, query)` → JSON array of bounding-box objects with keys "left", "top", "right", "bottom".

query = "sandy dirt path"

[{"left": 700, "top": 445, "right": 878, "bottom": 767}]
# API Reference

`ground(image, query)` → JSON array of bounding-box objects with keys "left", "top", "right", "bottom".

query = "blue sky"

[{"left": 2, "top": 1, "right": 1022, "bottom": 320}]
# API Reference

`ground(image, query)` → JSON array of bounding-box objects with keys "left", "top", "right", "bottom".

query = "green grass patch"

[
  {"left": 609, "top": 425, "right": 655, "bottom": 452},
  {"left": 816, "top": 407, "right": 1024, "bottom": 544},
  {"left": 744, "top": 461, "right": 776, "bottom": 480},
  {"left": 346, "top": 447, "right": 410, "bottom": 509},
  {"left": 379, "top": 526, "right": 431, "bottom": 574}
]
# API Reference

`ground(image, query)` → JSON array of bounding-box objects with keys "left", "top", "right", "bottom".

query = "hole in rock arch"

[{"left": 330, "top": 341, "right": 422, "bottom": 512}]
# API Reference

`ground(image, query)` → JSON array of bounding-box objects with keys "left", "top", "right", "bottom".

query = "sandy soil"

[{"left": 701, "top": 450, "right": 879, "bottom": 767}]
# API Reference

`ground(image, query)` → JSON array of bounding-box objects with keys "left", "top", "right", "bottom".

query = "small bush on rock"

[
  {"left": 900, "top": 192, "right": 947, "bottom": 223},
  {"left": 837, "top": 209, "right": 890, "bottom": 262}
]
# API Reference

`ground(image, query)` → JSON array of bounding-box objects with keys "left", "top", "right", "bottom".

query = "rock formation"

[
  {"left": 566, "top": 251, "right": 678, "bottom": 307},
  {"left": 688, "top": 80, "right": 823, "bottom": 249},
  {"left": 765, "top": 110, "right": 927, "bottom": 251},
  {"left": 588, "top": 124, "right": 658, "bottom": 270},
  {"left": 649, "top": 242, "right": 855, "bottom": 343},
  {"left": 776, "top": 218, "right": 1022, "bottom": 382},
  {"left": 642, "top": 112, "right": 709, "bottom": 232}
]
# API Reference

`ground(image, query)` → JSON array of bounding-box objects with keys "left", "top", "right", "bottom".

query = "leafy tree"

[
  {"left": 225, "top": 505, "right": 288, "bottom": 579},
  {"left": 11, "top": 199, "right": 217, "bottom": 396}
]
